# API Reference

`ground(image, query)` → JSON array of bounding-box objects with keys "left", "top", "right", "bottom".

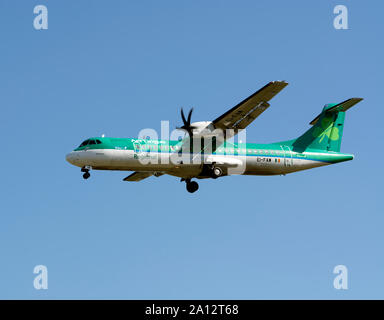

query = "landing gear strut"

[
  {"left": 81, "top": 166, "right": 91, "bottom": 180},
  {"left": 185, "top": 179, "right": 199, "bottom": 193}
]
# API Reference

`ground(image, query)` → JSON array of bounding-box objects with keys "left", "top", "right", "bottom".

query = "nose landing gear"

[{"left": 81, "top": 166, "right": 92, "bottom": 180}]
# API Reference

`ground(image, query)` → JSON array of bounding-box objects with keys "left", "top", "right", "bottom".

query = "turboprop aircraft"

[{"left": 66, "top": 81, "right": 362, "bottom": 193}]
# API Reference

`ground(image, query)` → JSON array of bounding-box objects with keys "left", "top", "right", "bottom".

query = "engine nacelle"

[{"left": 190, "top": 121, "right": 215, "bottom": 136}]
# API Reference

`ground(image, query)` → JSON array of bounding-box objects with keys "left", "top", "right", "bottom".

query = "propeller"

[{"left": 177, "top": 108, "right": 196, "bottom": 138}]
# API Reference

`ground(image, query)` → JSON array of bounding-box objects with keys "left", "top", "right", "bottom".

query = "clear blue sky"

[{"left": 0, "top": 0, "right": 383, "bottom": 299}]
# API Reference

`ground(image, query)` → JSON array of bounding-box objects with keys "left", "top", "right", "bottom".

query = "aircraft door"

[{"left": 280, "top": 145, "right": 293, "bottom": 167}]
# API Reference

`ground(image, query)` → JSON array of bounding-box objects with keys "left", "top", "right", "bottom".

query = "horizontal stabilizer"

[{"left": 310, "top": 98, "right": 363, "bottom": 125}]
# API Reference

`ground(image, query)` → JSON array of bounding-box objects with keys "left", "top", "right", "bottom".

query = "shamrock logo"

[{"left": 313, "top": 116, "right": 339, "bottom": 142}]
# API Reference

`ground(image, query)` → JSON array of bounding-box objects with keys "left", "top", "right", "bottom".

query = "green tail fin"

[{"left": 291, "top": 98, "right": 363, "bottom": 152}]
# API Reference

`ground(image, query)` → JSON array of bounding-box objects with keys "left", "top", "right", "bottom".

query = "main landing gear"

[
  {"left": 181, "top": 178, "right": 199, "bottom": 193},
  {"left": 81, "top": 166, "right": 92, "bottom": 180},
  {"left": 181, "top": 165, "right": 223, "bottom": 193}
]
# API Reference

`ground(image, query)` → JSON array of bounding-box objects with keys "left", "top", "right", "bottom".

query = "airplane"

[{"left": 66, "top": 81, "right": 363, "bottom": 193}]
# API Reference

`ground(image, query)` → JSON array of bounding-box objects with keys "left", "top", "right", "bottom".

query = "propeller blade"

[
  {"left": 187, "top": 108, "right": 193, "bottom": 125},
  {"left": 181, "top": 108, "right": 187, "bottom": 126},
  {"left": 179, "top": 107, "right": 195, "bottom": 138}
]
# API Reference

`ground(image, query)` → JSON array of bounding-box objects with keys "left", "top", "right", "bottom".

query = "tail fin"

[{"left": 292, "top": 98, "right": 363, "bottom": 152}]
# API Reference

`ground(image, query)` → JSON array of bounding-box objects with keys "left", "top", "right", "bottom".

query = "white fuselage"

[{"left": 66, "top": 148, "right": 329, "bottom": 179}]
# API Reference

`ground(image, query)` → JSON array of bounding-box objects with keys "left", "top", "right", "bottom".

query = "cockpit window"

[
  {"left": 78, "top": 139, "right": 102, "bottom": 148},
  {"left": 79, "top": 140, "right": 89, "bottom": 147}
]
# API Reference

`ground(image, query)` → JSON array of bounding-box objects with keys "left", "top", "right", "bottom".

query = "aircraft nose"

[{"left": 66, "top": 152, "right": 76, "bottom": 165}]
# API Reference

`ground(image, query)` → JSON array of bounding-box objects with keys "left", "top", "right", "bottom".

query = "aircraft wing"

[
  {"left": 212, "top": 81, "right": 288, "bottom": 132},
  {"left": 175, "top": 81, "right": 288, "bottom": 159},
  {"left": 123, "top": 171, "right": 153, "bottom": 181}
]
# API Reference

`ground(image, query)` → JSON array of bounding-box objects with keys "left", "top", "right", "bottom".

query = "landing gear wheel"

[
  {"left": 186, "top": 181, "right": 199, "bottom": 193},
  {"left": 81, "top": 166, "right": 92, "bottom": 180},
  {"left": 212, "top": 166, "right": 223, "bottom": 179}
]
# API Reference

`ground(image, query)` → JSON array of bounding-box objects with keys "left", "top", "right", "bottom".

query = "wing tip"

[{"left": 271, "top": 80, "right": 289, "bottom": 86}]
